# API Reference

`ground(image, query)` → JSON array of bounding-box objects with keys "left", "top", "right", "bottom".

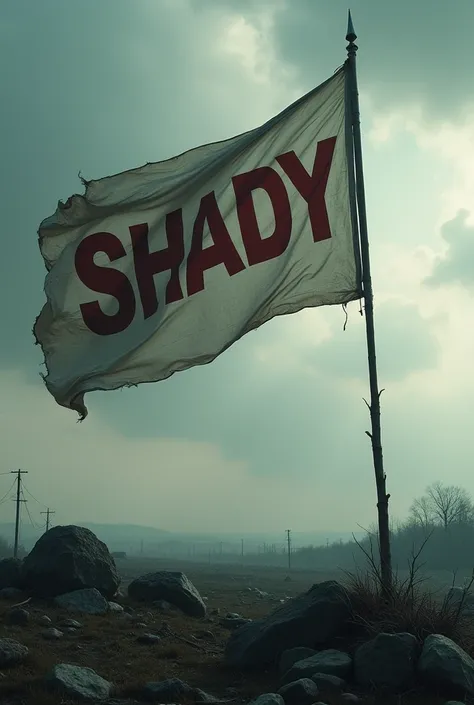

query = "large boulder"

[
  {"left": 224, "top": 581, "right": 350, "bottom": 669},
  {"left": 128, "top": 571, "right": 206, "bottom": 618},
  {"left": 22, "top": 525, "right": 119, "bottom": 598},
  {"left": 281, "top": 650, "right": 352, "bottom": 685},
  {"left": 418, "top": 634, "right": 474, "bottom": 696},
  {"left": 0, "top": 558, "right": 23, "bottom": 589},
  {"left": 354, "top": 632, "right": 418, "bottom": 689}
]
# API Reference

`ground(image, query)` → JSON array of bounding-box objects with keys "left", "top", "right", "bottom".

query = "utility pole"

[
  {"left": 11, "top": 470, "right": 27, "bottom": 559},
  {"left": 40, "top": 507, "right": 55, "bottom": 533},
  {"left": 286, "top": 529, "right": 291, "bottom": 571}
]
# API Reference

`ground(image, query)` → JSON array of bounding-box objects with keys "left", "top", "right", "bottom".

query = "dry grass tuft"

[{"left": 344, "top": 533, "right": 474, "bottom": 655}]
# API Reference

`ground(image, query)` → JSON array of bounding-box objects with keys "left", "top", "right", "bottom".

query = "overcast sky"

[{"left": 1, "top": 0, "right": 474, "bottom": 537}]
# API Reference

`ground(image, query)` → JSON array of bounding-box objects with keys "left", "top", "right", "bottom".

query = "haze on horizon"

[{"left": 1, "top": 0, "right": 474, "bottom": 538}]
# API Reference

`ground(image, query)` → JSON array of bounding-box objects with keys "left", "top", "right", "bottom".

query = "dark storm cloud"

[{"left": 194, "top": 0, "right": 474, "bottom": 122}]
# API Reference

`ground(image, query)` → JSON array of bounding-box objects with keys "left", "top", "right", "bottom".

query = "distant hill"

[{"left": 0, "top": 521, "right": 363, "bottom": 555}]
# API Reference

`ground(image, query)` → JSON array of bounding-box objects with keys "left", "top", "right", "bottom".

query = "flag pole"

[{"left": 345, "top": 11, "right": 392, "bottom": 596}]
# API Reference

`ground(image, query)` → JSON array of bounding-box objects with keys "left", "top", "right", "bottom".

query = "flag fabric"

[{"left": 34, "top": 64, "right": 361, "bottom": 419}]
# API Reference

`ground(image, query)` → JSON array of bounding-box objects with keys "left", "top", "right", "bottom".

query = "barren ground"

[{"left": 0, "top": 558, "right": 465, "bottom": 705}]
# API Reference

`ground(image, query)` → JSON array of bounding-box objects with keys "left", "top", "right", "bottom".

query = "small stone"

[
  {"left": 66, "top": 627, "right": 77, "bottom": 634},
  {"left": 219, "top": 615, "right": 251, "bottom": 629},
  {"left": 5, "top": 608, "right": 29, "bottom": 625},
  {"left": 60, "top": 618, "right": 82, "bottom": 628},
  {"left": 0, "top": 638, "right": 29, "bottom": 667},
  {"left": 108, "top": 601, "right": 124, "bottom": 612},
  {"left": 55, "top": 587, "right": 109, "bottom": 615},
  {"left": 47, "top": 663, "right": 112, "bottom": 700},
  {"left": 311, "top": 672, "right": 345, "bottom": 693},
  {"left": 136, "top": 633, "right": 161, "bottom": 644},
  {"left": 281, "top": 649, "right": 352, "bottom": 685},
  {"left": 341, "top": 694, "right": 362, "bottom": 703},
  {"left": 195, "top": 629, "right": 215, "bottom": 640},
  {"left": 249, "top": 695, "right": 284, "bottom": 705},
  {"left": 278, "top": 678, "right": 320, "bottom": 705},
  {"left": 42, "top": 627, "right": 63, "bottom": 640},
  {"left": 143, "top": 677, "right": 194, "bottom": 701},
  {"left": 135, "top": 621, "right": 147, "bottom": 628},
  {"left": 38, "top": 614, "right": 52, "bottom": 625}
]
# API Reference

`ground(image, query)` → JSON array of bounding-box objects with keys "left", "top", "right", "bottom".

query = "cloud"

[
  {"left": 426, "top": 210, "right": 474, "bottom": 291},
  {"left": 310, "top": 302, "right": 440, "bottom": 383}
]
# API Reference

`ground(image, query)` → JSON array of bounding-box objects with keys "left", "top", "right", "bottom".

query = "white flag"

[{"left": 34, "top": 65, "right": 361, "bottom": 418}]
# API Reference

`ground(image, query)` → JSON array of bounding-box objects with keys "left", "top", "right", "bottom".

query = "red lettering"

[
  {"left": 233, "top": 166, "right": 292, "bottom": 266},
  {"left": 75, "top": 232, "right": 136, "bottom": 336},
  {"left": 130, "top": 212, "right": 184, "bottom": 320},
  {"left": 276, "top": 136, "right": 336, "bottom": 243},
  {"left": 186, "top": 191, "right": 245, "bottom": 296}
]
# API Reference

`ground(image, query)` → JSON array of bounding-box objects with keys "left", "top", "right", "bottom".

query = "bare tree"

[
  {"left": 411, "top": 482, "right": 474, "bottom": 530},
  {"left": 409, "top": 495, "right": 432, "bottom": 529}
]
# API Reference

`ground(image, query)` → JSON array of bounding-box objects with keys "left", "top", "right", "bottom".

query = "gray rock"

[
  {"left": 142, "top": 677, "right": 194, "bottom": 702},
  {"left": 55, "top": 587, "right": 109, "bottom": 614},
  {"left": 47, "top": 663, "right": 112, "bottom": 701},
  {"left": 225, "top": 581, "right": 350, "bottom": 669},
  {"left": 418, "top": 634, "right": 474, "bottom": 695},
  {"left": 0, "top": 558, "right": 23, "bottom": 590},
  {"left": 136, "top": 633, "right": 161, "bottom": 644},
  {"left": 0, "top": 638, "right": 29, "bottom": 667},
  {"left": 354, "top": 632, "right": 418, "bottom": 689},
  {"left": 279, "top": 647, "right": 317, "bottom": 674},
  {"left": 249, "top": 695, "right": 284, "bottom": 705},
  {"left": 0, "top": 586, "right": 23, "bottom": 599},
  {"left": 194, "top": 688, "right": 222, "bottom": 703},
  {"left": 340, "top": 695, "right": 362, "bottom": 703},
  {"left": 5, "top": 607, "right": 29, "bottom": 625},
  {"left": 281, "top": 650, "right": 352, "bottom": 685},
  {"left": 42, "top": 627, "right": 64, "bottom": 640},
  {"left": 60, "top": 618, "right": 82, "bottom": 628},
  {"left": 311, "top": 672, "right": 345, "bottom": 693},
  {"left": 128, "top": 571, "right": 206, "bottom": 618},
  {"left": 38, "top": 614, "right": 52, "bottom": 625},
  {"left": 22, "top": 524, "right": 119, "bottom": 598},
  {"left": 108, "top": 601, "right": 124, "bottom": 612},
  {"left": 278, "top": 678, "right": 320, "bottom": 705},
  {"left": 220, "top": 616, "right": 252, "bottom": 629}
]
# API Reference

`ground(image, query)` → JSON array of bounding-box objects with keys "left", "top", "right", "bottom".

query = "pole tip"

[{"left": 346, "top": 9, "right": 357, "bottom": 42}]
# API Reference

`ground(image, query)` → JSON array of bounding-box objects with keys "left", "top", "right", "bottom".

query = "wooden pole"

[{"left": 345, "top": 11, "right": 392, "bottom": 596}]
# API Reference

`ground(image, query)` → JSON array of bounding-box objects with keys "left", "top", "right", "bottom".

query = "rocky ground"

[
  {"left": 1, "top": 528, "right": 473, "bottom": 705},
  {"left": 0, "top": 559, "right": 467, "bottom": 705}
]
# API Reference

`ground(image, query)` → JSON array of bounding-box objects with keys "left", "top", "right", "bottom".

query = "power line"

[
  {"left": 21, "top": 482, "right": 48, "bottom": 508},
  {"left": 21, "top": 489, "right": 40, "bottom": 531},
  {"left": 0, "top": 479, "right": 17, "bottom": 506}
]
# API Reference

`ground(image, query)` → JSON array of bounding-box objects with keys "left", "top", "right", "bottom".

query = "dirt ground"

[{"left": 0, "top": 557, "right": 467, "bottom": 705}]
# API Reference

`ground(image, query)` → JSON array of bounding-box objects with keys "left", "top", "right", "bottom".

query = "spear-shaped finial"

[{"left": 346, "top": 9, "right": 358, "bottom": 57}]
